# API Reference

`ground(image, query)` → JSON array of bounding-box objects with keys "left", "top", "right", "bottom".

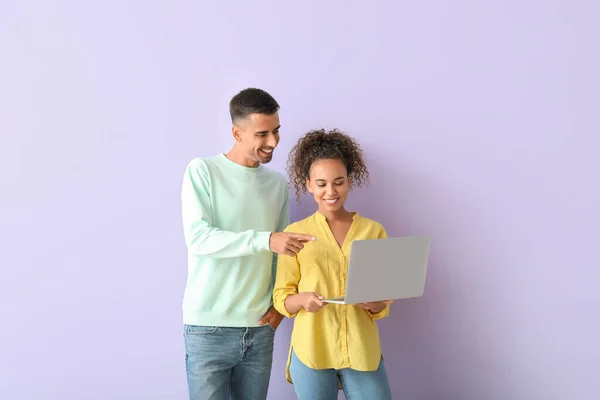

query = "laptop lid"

[{"left": 343, "top": 236, "right": 431, "bottom": 304}]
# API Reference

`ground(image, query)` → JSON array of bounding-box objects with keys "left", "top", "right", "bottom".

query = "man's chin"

[{"left": 258, "top": 154, "right": 273, "bottom": 164}]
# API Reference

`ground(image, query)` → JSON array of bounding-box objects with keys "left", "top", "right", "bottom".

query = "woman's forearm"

[{"left": 284, "top": 294, "right": 304, "bottom": 315}]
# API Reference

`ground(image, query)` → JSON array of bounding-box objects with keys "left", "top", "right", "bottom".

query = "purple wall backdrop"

[{"left": 1, "top": 1, "right": 599, "bottom": 399}]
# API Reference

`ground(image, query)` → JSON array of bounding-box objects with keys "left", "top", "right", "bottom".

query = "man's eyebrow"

[{"left": 255, "top": 125, "right": 281, "bottom": 134}]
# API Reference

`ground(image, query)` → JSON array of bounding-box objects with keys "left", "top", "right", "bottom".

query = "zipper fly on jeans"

[{"left": 241, "top": 328, "right": 253, "bottom": 359}]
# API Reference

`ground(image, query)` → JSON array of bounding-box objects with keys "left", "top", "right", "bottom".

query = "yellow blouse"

[{"left": 273, "top": 212, "right": 390, "bottom": 383}]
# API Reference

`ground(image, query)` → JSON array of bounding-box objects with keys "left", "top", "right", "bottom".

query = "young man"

[{"left": 181, "top": 88, "right": 314, "bottom": 400}]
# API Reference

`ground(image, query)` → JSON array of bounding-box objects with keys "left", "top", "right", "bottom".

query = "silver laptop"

[{"left": 322, "top": 236, "right": 431, "bottom": 304}]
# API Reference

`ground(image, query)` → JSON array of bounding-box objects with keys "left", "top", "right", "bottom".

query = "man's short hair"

[{"left": 229, "top": 88, "right": 280, "bottom": 124}]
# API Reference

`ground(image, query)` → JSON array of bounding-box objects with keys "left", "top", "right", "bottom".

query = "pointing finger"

[{"left": 289, "top": 233, "right": 316, "bottom": 242}]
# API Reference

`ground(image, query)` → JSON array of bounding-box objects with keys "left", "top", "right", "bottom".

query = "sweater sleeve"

[
  {"left": 181, "top": 159, "right": 271, "bottom": 259},
  {"left": 271, "top": 183, "right": 291, "bottom": 286}
]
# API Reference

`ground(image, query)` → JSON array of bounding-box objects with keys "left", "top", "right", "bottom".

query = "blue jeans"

[
  {"left": 184, "top": 324, "right": 276, "bottom": 400},
  {"left": 289, "top": 349, "right": 392, "bottom": 400}
]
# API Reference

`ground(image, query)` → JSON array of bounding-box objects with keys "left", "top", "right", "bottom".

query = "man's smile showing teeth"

[
  {"left": 260, "top": 148, "right": 273, "bottom": 155},
  {"left": 324, "top": 198, "right": 339, "bottom": 204}
]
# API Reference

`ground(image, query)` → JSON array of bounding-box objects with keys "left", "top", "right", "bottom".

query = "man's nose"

[{"left": 266, "top": 133, "right": 278, "bottom": 148}]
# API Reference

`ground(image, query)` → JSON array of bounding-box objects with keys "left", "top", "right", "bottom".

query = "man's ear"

[{"left": 232, "top": 125, "right": 243, "bottom": 142}]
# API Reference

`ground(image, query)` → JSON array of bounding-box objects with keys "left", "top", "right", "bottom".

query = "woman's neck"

[{"left": 318, "top": 207, "right": 353, "bottom": 223}]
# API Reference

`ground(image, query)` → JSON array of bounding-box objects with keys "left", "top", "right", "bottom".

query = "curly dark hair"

[{"left": 286, "top": 128, "right": 369, "bottom": 201}]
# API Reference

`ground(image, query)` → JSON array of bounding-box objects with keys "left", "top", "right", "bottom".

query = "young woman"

[{"left": 273, "top": 129, "right": 393, "bottom": 400}]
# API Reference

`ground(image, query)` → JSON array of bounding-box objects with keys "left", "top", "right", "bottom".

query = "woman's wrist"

[{"left": 284, "top": 293, "right": 304, "bottom": 314}]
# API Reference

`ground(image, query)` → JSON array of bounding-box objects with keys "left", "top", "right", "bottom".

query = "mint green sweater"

[{"left": 181, "top": 154, "right": 290, "bottom": 327}]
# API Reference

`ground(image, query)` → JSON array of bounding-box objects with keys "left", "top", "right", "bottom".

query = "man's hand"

[
  {"left": 355, "top": 300, "right": 394, "bottom": 313},
  {"left": 298, "top": 292, "right": 327, "bottom": 313},
  {"left": 269, "top": 232, "right": 315, "bottom": 256},
  {"left": 258, "top": 306, "right": 284, "bottom": 330}
]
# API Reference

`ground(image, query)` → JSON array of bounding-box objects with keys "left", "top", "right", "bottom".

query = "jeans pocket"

[
  {"left": 267, "top": 322, "right": 277, "bottom": 332},
  {"left": 184, "top": 325, "right": 218, "bottom": 336}
]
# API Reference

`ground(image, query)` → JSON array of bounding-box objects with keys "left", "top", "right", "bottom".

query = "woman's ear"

[{"left": 306, "top": 178, "right": 312, "bottom": 194}]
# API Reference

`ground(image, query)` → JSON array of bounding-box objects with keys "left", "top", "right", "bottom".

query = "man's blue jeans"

[{"left": 184, "top": 324, "right": 276, "bottom": 400}]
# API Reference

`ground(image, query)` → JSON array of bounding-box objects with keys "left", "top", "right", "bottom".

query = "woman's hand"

[
  {"left": 355, "top": 300, "right": 394, "bottom": 313},
  {"left": 299, "top": 292, "right": 327, "bottom": 312},
  {"left": 285, "top": 292, "right": 327, "bottom": 314}
]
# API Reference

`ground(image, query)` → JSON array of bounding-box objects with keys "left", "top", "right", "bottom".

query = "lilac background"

[{"left": 1, "top": 1, "right": 599, "bottom": 399}]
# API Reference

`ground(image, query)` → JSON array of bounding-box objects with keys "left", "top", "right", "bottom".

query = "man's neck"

[{"left": 224, "top": 148, "right": 259, "bottom": 168}]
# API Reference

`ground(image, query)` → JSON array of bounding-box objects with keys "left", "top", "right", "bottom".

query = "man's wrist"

[{"left": 253, "top": 231, "right": 273, "bottom": 253}]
